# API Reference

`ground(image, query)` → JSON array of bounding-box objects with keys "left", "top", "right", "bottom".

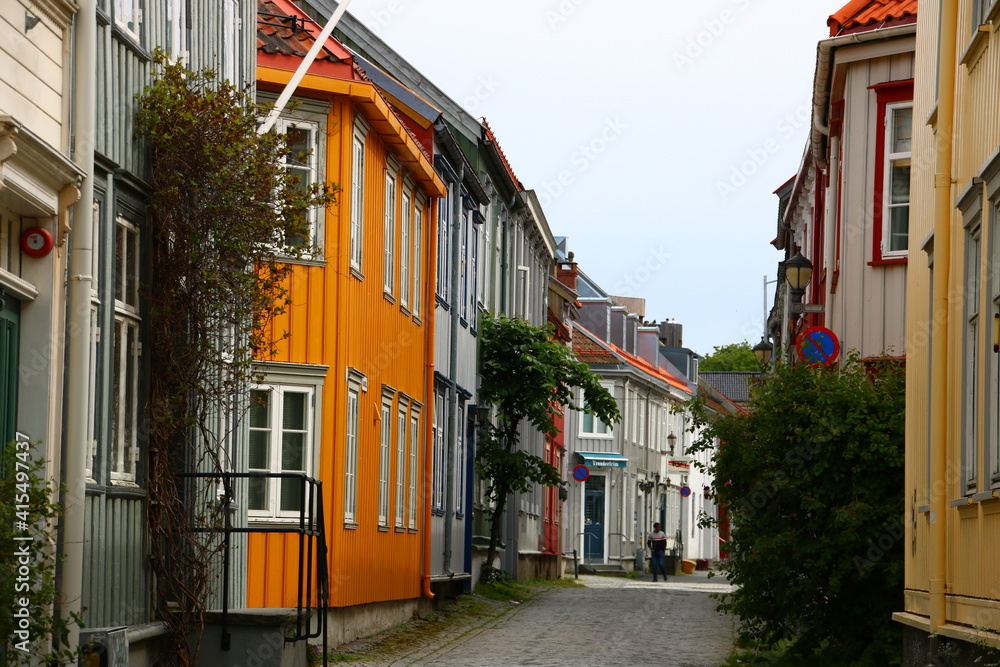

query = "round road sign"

[
  {"left": 572, "top": 465, "right": 590, "bottom": 482},
  {"left": 797, "top": 326, "right": 840, "bottom": 367}
]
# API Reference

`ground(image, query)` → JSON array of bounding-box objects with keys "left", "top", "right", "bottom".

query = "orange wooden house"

[{"left": 248, "top": 0, "right": 445, "bottom": 623}]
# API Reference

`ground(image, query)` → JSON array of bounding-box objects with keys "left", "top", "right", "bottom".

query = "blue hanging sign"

[{"left": 797, "top": 326, "right": 840, "bottom": 367}]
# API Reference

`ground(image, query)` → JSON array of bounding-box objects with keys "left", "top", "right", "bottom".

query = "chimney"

[
  {"left": 659, "top": 321, "right": 683, "bottom": 348},
  {"left": 557, "top": 252, "right": 578, "bottom": 292},
  {"left": 609, "top": 307, "right": 627, "bottom": 348},
  {"left": 625, "top": 314, "right": 639, "bottom": 355},
  {"left": 638, "top": 326, "right": 660, "bottom": 366}
]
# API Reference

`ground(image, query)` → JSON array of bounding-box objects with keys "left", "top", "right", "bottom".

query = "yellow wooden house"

[{"left": 898, "top": 0, "right": 1000, "bottom": 662}]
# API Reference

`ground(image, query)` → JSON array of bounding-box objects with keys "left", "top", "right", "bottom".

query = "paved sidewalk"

[{"left": 350, "top": 571, "right": 736, "bottom": 667}]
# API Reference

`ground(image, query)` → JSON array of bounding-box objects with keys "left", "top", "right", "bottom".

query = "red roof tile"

[
  {"left": 571, "top": 325, "right": 692, "bottom": 395},
  {"left": 257, "top": 0, "right": 354, "bottom": 64},
  {"left": 828, "top": 0, "right": 918, "bottom": 37},
  {"left": 481, "top": 118, "right": 523, "bottom": 192}
]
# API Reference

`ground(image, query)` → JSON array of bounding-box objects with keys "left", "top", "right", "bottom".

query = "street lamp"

[
  {"left": 783, "top": 252, "right": 813, "bottom": 320},
  {"left": 752, "top": 337, "right": 773, "bottom": 365},
  {"left": 667, "top": 432, "right": 677, "bottom": 456}
]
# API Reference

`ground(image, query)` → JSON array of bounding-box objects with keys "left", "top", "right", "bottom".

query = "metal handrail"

[{"left": 178, "top": 471, "right": 329, "bottom": 665}]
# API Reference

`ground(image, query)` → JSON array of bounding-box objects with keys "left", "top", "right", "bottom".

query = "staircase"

[{"left": 589, "top": 563, "right": 628, "bottom": 577}]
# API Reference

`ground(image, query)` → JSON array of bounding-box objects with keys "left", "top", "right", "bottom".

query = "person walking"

[{"left": 647, "top": 522, "right": 668, "bottom": 582}]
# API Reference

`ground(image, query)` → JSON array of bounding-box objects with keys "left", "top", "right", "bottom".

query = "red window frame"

[{"left": 869, "top": 79, "right": 914, "bottom": 266}]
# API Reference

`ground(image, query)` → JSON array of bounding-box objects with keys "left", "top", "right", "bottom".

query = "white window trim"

[
  {"left": 350, "top": 118, "right": 369, "bottom": 274},
  {"left": 433, "top": 388, "right": 445, "bottom": 512},
  {"left": 383, "top": 166, "right": 398, "bottom": 296},
  {"left": 276, "top": 117, "right": 322, "bottom": 254},
  {"left": 413, "top": 198, "right": 424, "bottom": 319},
  {"left": 400, "top": 190, "right": 411, "bottom": 309},
  {"left": 378, "top": 388, "right": 394, "bottom": 527},
  {"left": 110, "top": 214, "right": 141, "bottom": 485},
  {"left": 579, "top": 381, "right": 615, "bottom": 439},
  {"left": 248, "top": 362, "right": 327, "bottom": 522},
  {"left": 395, "top": 397, "right": 409, "bottom": 529},
  {"left": 114, "top": 0, "right": 142, "bottom": 42},
  {"left": 345, "top": 368, "right": 367, "bottom": 524},
  {"left": 408, "top": 403, "right": 421, "bottom": 529},
  {"left": 881, "top": 102, "right": 913, "bottom": 259}
]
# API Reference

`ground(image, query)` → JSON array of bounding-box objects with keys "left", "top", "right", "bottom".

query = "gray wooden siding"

[
  {"left": 831, "top": 53, "right": 913, "bottom": 358},
  {"left": 84, "top": 0, "right": 256, "bottom": 629}
]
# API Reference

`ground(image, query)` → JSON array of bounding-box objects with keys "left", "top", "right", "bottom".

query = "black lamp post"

[{"left": 667, "top": 432, "right": 677, "bottom": 456}]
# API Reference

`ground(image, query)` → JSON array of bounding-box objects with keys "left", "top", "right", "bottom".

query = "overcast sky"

[{"left": 350, "top": 0, "right": 835, "bottom": 357}]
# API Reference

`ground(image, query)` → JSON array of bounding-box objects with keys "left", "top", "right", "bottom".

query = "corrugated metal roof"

[
  {"left": 828, "top": 0, "right": 918, "bottom": 37},
  {"left": 700, "top": 372, "right": 760, "bottom": 405}
]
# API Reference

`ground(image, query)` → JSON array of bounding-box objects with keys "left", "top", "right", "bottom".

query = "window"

[
  {"left": 111, "top": 216, "right": 141, "bottom": 484},
  {"left": 460, "top": 210, "right": 469, "bottom": 321},
  {"left": 378, "top": 389, "right": 393, "bottom": 527},
  {"left": 456, "top": 403, "right": 466, "bottom": 517},
  {"left": 882, "top": 103, "right": 912, "bottom": 257},
  {"left": 437, "top": 189, "right": 450, "bottom": 300},
  {"left": 395, "top": 398, "right": 408, "bottom": 528},
  {"left": 432, "top": 387, "right": 446, "bottom": 512},
  {"left": 400, "top": 191, "right": 411, "bottom": 308},
  {"left": 114, "top": 0, "right": 142, "bottom": 41},
  {"left": 86, "top": 201, "right": 102, "bottom": 482},
  {"left": 991, "top": 199, "right": 1000, "bottom": 486},
  {"left": 345, "top": 369, "right": 365, "bottom": 524},
  {"left": 471, "top": 221, "right": 480, "bottom": 317},
  {"left": 168, "top": 0, "right": 188, "bottom": 62},
  {"left": 384, "top": 168, "right": 397, "bottom": 296},
  {"left": 248, "top": 386, "right": 314, "bottom": 519},
  {"left": 350, "top": 120, "right": 368, "bottom": 273},
  {"left": 580, "top": 383, "right": 614, "bottom": 438},
  {"left": 277, "top": 118, "right": 319, "bottom": 250},
  {"left": 221, "top": 0, "right": 240, "bottom": 83},
  {"left": 413, "top": 202, "right": 423, "bottom": 319},
  {"left": 409, "top": 405, "right": 420, "bottom": 529},
  {"left": 965, "top": 223, "right": 982, "bottom": 494}
]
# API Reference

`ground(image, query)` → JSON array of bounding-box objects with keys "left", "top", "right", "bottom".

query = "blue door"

[{"left": 584, "top": 475, "right": 605, "bottom": 562}]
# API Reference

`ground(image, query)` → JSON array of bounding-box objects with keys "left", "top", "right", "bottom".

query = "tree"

[
  {"left": 699, "top": 341, "right": 760, "bottom": 372},
  {"left": 476, "top": 314, "right": 619, "bottom": 580},
  {"left": 136, "top": 55, "right": 336, "bottom": 665},
  {"left": 686, "top": 356, "right": 904, "bottom": 666}
]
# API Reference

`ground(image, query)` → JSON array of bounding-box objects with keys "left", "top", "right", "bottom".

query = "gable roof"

[
  {"left": 699, "top": 372, "right": 760, "bottom": 405},
  {"left": 828, "top": 0, "right": 918, "bottom": 37},
  {"left": 257, "top": 0, "right": 357, "bottom": 74}
]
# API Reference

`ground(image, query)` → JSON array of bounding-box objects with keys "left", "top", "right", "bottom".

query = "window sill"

[
  {"left": 868, "top": 256, "right": 908, "bottom": 267},
  {"left": 378, "top": 525, "right": 390, "bottom": 532},
  {"left": 350, "top": 267, "right": 365, "bottom": 281},
  {"left": 105, "top": 484, "right": 147, "bottom": 499},
  {"left": 432, "top": 509, "right": 445, "bottom": 516},
  {"left": 343, "top": 521, "right": 359, "bottom": 530},
  {"left": 384, "top": 292, "right": 397, "bottom": 304},
  {"left": 961, "top": 23, "right": 992, "bottom": 70},
  {"left": 436, "top": 295, "right": 449, "bottom": 310},
  {"left": 395, "top": 526, "right": 406, "bottom": 533},
  {"left": 400, "top": 305, "right": 411, "bottom": 317},
  {"left": 412, "top": 316, "right": 423, "bottom": 326},
  {"left": 279, "top": 254, "right": 327, "bottom": 267},
  {"left": 111, "top": 25, "right": 150, "bottom": 62}
]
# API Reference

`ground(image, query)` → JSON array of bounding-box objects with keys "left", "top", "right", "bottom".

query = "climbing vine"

[{"left": 136, "top": 54, "right": 336, "bottom": 666}]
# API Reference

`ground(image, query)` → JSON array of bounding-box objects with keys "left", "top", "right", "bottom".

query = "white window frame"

[
  {"left": 114, "top": 0, "right": 142, "bottom": 42},
  {"left": 247, "top": 384, "right": 315, "bottom": 520},
  {"left": 221, "top": 0, "right": 239, "bottom": 83},
  {"left": 345, "top": 368, "right": 366, "bottom": 524},
  {"left": 110, "top": 215, "right": 141, "bottom": 485},
  {"left": 437, "top": 189, "right": 450, "bottom": 299},
  {"left": 456, "top": 402, "right": 466, "bottom": 516},
  {"left": 395, "top": 397, "right": 409, "bottom": 529},
  {"left": 85, "top": 201, "right": 102, "bottom": 483},
  {"left": 882, "top": 102, "right": 912, "bottom": 258},
  {"left": 350, "top": 118, "right": 369, "bottom": 274},
  {"left": 383, "top": 163, "right": 398, "bottom": 296},
  {"left": 276, "top": 117, "right": 321, "bottom": 252},
  {"left": 432, "top": 387, "right": 446, "bottom": 512},
  {"left": 168, "top": 0, "right": 188, "bottom": 63},
  {"left": 408, "top": 404, "right": 421, "bottom": 529},
  {"left": 378, "top": 388, "right": 393, "bottom": 528},
  {"left": 400, "top": 190, "right": 411, "bottom": 309},
  {"left": 965, "top": 222, "right": 982, "bottom": 494},
  {"left": 579, "top": 381, "right": 614, "bottom": 438},
  {"left": 413, "top": 200, "right": 423, "bottom": 319}
]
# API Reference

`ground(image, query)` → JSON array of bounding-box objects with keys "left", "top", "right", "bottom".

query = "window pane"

[
  {"left": 248, "top": 478, "right": 267, "bottom": 511},
  {"left": 890, "top": 163, "right": 911, "bottom": 205},
  {"left": 248, "top": 430, "right": 269, "bottom": 470},
  {"left": 280, "top": 478, "right": 303, "bottom": 512},
  {"left": 282, "top": 392, "right": 306, "bottom": 430},
  {"left": 889, "top": 208, "right": 909, "bottom": 252},
  {"left": 282, "top": 432, "right": 304, "bottom": 471},
  {"left": 115, "top": 225, "right": 124, "bottom": 302},
  {"left": 250, "top": 390, "right": 270, "bottom": 428},
  {"left": 127, "top": 227, "right": 138, "bottom": 307},
  {"left": 892, "top": 107, "right": 913, "bottom": 153}
]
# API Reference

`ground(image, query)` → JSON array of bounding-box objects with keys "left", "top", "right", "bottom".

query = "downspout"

[
  {"left": 824, "top": 133, "right": 841, "bottom": 302},
  {"left": 444, "top": 165, "right": 465, "bottom": 574},
  {"left": 929, "top": 0, "right": 959, "bottom": 635},
  {"left": 62, "top": 0, "right": 97, "bottom": 650},
  {"left": 422, "top": 194, "right": 440, "bottom": 600}
]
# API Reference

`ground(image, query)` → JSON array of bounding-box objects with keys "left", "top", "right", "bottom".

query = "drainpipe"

[
  {"left": 62, "top": 0, "right": 97, "bottom": 651},
  {"left": 929, "top": 0, "right": 959, "bottom": 635},
  {"left": 824, "top": 133, "right": 840, "bottom": 302},
  {"left": 444, "top": 165, "right": 464, "bottom": 574},
  {"left": 422, "top": 196, "right": 439, "bottom": 600}
]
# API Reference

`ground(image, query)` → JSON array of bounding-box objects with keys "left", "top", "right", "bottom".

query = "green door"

[{"left": 0, "top": 291, "right": 19, "bottom": 447}]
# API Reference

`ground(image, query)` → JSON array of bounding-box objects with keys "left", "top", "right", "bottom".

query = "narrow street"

[{"left": 345, "top": 572, "right": 737, "bottom": 667}]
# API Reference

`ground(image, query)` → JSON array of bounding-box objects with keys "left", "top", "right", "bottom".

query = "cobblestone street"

[{"left": 333, "top": 572, "right": 737, "bottom": 667}]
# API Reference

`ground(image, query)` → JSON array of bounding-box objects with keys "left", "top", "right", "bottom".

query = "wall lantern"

[
  {"left": 667, "top": 432, "right": 677, "bottom": 455},
  {"left": 753, "top": 337, "right": 773, "bottom": 365},
  {"left": 783, "top": 252, "right": 813, "bottom": 320}
]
